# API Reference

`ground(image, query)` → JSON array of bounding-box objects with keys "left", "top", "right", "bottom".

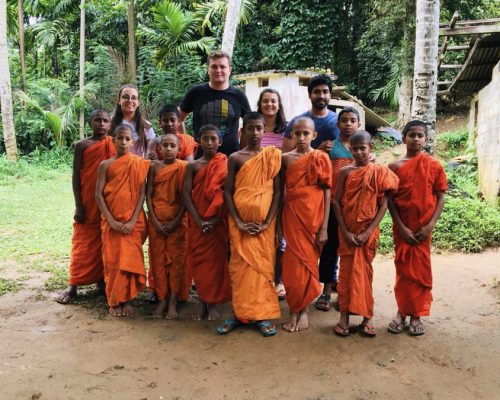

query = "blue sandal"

[
  {"left": 254, "top": 320, "right": 277, "bottom": 337},
  {"left": 217, "top": 319, "right": 242, "bottom": 335}
]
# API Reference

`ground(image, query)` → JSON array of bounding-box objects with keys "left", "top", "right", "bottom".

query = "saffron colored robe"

[
  {"left": 282, "top": 151, "right": 332, "bottom": 312},
  {"left": 156, "top": 133, "right": 198, "bottom": 160},
  {"left": 337, "top": 163, "right": 399, "bottom": 318},
  {"left": 393, "top": 153, "right": 447, "bottom": 317},
  {"left": 101, "top": 153, "right": 151, "bottom": 307},
  {"left": 148, "top": 160, "right": 188, "bottom": 301},
  {"left": 228, "top": 147, "right": 282, "bottom": 321},
  {"left": 69, "top": 136, "right": 115, "bottom": 286},
  {"left": 189, "top": 154, "right": 232, "bottom": 304}
]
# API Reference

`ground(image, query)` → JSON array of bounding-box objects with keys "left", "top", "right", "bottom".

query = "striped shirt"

[{"left": 261, "top": 131, "right": 285, "bottom": 150}]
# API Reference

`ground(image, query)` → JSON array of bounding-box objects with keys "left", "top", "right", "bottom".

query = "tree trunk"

[
  {"left": 127, "top": 0, "right": 137, "bottom": 82},
  {"left": 17, "top": 0, "right": 26, "bottom": 92},
  {"left": 221, "top": 0, "right": 241, "bottom": 57},
  {"left": 411, "top": 0, "right": 439, "bottom": 153},
  {"left": 397, "top": 3, "right": 414, "bottom": 129},
  {"left": 79, "top": 0, "right": 85, "bottom": 139},
  {"left": 0, "top": 0, "right": 18, "bottom": 160},
  {"left": 398, "top": 76, "right": 413, "bottom": 128}
]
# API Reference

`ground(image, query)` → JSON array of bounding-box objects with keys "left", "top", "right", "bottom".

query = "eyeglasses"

[{"left": 121, "top": 95, "right": 139, "bottom": 101}]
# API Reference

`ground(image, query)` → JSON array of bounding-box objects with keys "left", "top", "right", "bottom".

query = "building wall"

[{"left": 474, "top": 61, "right": 500, "bottom": 205}]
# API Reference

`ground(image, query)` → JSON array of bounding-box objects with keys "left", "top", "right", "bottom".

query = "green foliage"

[
  {"left": 0, "top": 278, "right": 22, "bottom": 296},
  {"left": 436, "top": 130, "right": 469, "bottom": 159}
]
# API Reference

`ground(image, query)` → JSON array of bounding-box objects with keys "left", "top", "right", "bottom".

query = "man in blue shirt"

[{"left": 283, "top": 74, "right": 340, "bottom": 152}]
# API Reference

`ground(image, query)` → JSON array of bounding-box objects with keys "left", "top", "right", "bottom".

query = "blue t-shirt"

[{"left": 284, "top": 110, "right": 340, "bottom": 149}]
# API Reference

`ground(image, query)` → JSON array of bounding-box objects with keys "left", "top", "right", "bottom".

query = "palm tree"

[
  {"left": 412, "top": 0, "right": 439, "bottom": 152},
  {"left": 221, "top": 0, "right": 241, "bottom": 57},
  {"left": 138, "top": 1, "right": 215, "bottom": 65},
  {"left": 17, "top": 0, "right": 26, "bottom": 92},
  {"left": 78, "top": 0, "right": 85, "bottom": 139},
  {"left": 0, "top": 0, "right": 18, "bottom": 160},
  {"left": 127, "top": 0, "right": 137, "bottom": 82}
]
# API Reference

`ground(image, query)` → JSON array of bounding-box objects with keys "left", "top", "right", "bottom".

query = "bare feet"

[
  {"left": 387, "top": 311, "right": 406, "bottom": 334},
  {"left": 153, "top": 300, "right": 167, "bottom": 319},
  {"left": 207, "top": 304, "right": 221, "bottom": 321},
  {"left": 409, "top": 317, "right": 425, "bottom": 336},
  {"left": 192, "top": 301, "right": 207, "bottom": 321},
  {"left": 283, "top": 312, "right": 299, "bottom": 332},
  {"left": 109, "top": 305, "right": 122, "bottom": 317},
  {"left": 295, "top": 308, "right": 309, "bottom": 331},
  {"left": 166, "top": 296, "right": 178, "bottom": 320},
  {"left": 121, "top": 302, "right": 136, "bottom": 318},
  {"left": 55, "top": 286, "right": 77, "bottom": 304}
]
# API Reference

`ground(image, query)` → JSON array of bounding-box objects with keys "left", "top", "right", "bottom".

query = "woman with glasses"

[{"left": 111, "top": 84, "right": 156, "bottom": 158}]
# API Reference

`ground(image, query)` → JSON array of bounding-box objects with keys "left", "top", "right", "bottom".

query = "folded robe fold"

[
  {"left": 282, "top": 151, "right": 332, "bottom": 312},
  {"left": 101, "top": 152, "right": 151, "bottom": 307},
  {"left": 228, "top": 147, "right": 282, "bottom": 321},
  {"left": 337, "top": 163, "right": 399, "bottom": 318},
  {"left": 69, "top": 136, "right": 115, "bottom": 286},
  {"left": 189, "top": 153, "right": 232, "bottom": 304},
  {"left": 392, "top": 153, "right": 447, "bottom": 317},
  {"left": 148, "top": 160, "right": 188, "bottom": 301}
]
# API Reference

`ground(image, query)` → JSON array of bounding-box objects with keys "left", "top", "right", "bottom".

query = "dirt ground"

[{"left": 0, "top": 249, "right": 499, "bottom": 400}]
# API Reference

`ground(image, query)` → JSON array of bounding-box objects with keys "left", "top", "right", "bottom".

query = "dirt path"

[{"left": 1, "top": 250, "right": 499, "bottom": 400}]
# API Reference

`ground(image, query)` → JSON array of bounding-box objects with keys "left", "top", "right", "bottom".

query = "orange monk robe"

[
  {"left": 282, "top": 151, "right": 332, "bottom": 312},
  {"left": 337, "top": 163, "right": 399, "bottom": 318},
  {"left": 101, "top": 153, "right": 151, "bottom": 307},
  {"left": 156, "top": 133, "right": 199, "bottom": 161},
  {"left": 69, "top": 137, "right": 116, "bottom": 286},
  {"left": 189, "top": 153, "right": 232, "bottom": 304},
  {"left": 148, "top": 160, "right": 188, "bottom": 301},
  {"left": 228, "top": 147, "right": 282, "bottom": 321},
  {"left": 393, "top": 153, "right": 447, "bottom": 317}
]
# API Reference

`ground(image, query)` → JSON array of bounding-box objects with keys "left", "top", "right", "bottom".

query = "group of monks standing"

[{"left": 57, "top": 50, "right": 447, "bottom": 338}]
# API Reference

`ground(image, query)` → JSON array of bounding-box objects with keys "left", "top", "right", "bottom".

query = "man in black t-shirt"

[{"left": 179, "top": 50, "right": 251, "bottom": 155}]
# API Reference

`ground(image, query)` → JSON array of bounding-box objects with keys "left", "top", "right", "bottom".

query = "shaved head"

[
  {"left": 161, "top": 133, "right": 179, "bottom": 145},
  {"left": 293, "top": 117, "right": 315, "bottom": 131},
  {"left": 349, "top": 130, "right": 372, "bottom": 146}
]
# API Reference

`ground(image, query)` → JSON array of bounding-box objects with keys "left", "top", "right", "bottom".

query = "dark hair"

[
  {"left": 199, "top": 124, "right": 221, "bottom": 139},
  {"left": 160, "top": 133, "right": 179, "bottom": 145},
  {"left": 207, "top": 50, "right": 231, "bottom": 66},
  {"left": 88, "top": 109, "right": 110, "bottom": 124},
  {"left": 338, "top": 107, "right": 360, "bottom": 121},
  {"left": 158, "top": 104, "right": 179, "bottom": 120},
  {"left": 402, "top": 120, "right": 428, "bottom": 137},
  {"left": 307, "top": 74, "right": 333, "bottom": 95},
  {"left": 243, "top": 112, "right": 265, "bottom": 127},
  {"left": 257, "top": 88, "right": 287, "bottom": 133},
  {"left": 349, "top": 130, "right": 372, "bottom": 146},
  {"left": 111, "top": 84, "right": 147, "bottom": 151},
  {"left": 113, "top": 124, "right": 134, "bottom": 136}
]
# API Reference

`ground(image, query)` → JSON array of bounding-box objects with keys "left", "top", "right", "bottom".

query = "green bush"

[{"left": 437, "top": 130, "right": 469, "bottom": 159}]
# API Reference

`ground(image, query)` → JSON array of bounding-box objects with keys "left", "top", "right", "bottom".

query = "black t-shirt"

[{"left": 179, "top": 83, "right": 251, "bottom": 155}]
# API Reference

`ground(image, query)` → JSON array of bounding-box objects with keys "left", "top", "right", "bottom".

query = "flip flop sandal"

[
  {"left": 408, "top": 323, "right": 425, "bottom": 336},
  {"left": 333, "top": 323, "right": 350, "bottom": 337},
  {"left": 254, "top": 320, "right": 277, "bottom": 337},
  {"left": 359, "top": 323, "right": 377, "bottom": 337},
  {"left": 217, "top": 319, "right": 242, "bottom": 335},
  {"left": 387, "top": 319, "right": 404, "bottom": 334},
  {"left": 315, "top": 293, "right": 331, "bottom": 311}
]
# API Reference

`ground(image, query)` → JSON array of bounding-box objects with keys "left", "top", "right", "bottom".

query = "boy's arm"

[
  {"left": 95, "top": 161, "right": 124, "bottom": 232},
  {"left": 164, "top": 205, "right": 187, "bottom": 234},
  {"left": 146, "top": 137, "right": 160, "bottom": 160},
  {"left": 316, "top": 187, "right": 331, "bottom": 248},
  {"left": 122, "top": 177, "right": 147, "bottom": 234},
  {"left": 414, "top": 191, "right": 445, "bottom": 241},
  {"left": 259, "top": 172, "right": 282, "bottom": 234},
  {"left": 146, "top": 164, "right": 163, "bottom": 234},
  {"left": 183, "top": 163, "right": 204, "bottom": 229},
  {"left": 72, "top": 141, "right": 86, "bottom": 223},
  {"left": 388, "top": 196, "right": 419, "bottom": 245},
  {"left": 332, "top": 168, "right": 359, "bottom": 246},
  {"left": 357, "top": 193, "right": 390, "bottom": 245}
]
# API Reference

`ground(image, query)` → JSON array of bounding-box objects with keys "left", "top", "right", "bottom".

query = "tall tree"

[
  {"left": 0, "top": 0, "right": 18, "bottom": 160},
  {"left": 412, "top": 0, "right": 439, "bottom": 152},
  {"left": 127, "top": 0, "right": 137, "bottom": 81},
  {"left": 78, "top": 0, "right": 85, "bottom": 139},
  {"left": 17, "top": 0, "right": 26, "bottom": 92},
  {"left": 221, "top": 0, "right": 241, "bottom": 56}
]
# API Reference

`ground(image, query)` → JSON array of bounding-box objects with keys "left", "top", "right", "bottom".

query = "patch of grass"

[
  {"left": 0, "top": 278, "right": 22, "bottom": 296},
  {"left": 436, "top": 129, "right": 469, "bottom": 160},
  {"left": 43, "top": 265, "right": 69, "bottom": 291}
]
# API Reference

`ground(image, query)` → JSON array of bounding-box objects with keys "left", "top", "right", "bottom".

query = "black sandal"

[{"left": 315, "top": 293, "right": 331, "bottom": 311}]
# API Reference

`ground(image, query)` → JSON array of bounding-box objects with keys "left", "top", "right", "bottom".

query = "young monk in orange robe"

[
  {"left": 183, "top": 125, "right": 232, "bottom": 321},
  {"left": 57, "top": 110, "right": 115, "bottom": 304},
  {"left": 281, "top": 117, "right": 331, "bottom": 332},
  {"left": 95, "top": 124, "right": 151, "bottom": 317},
  {"left": 333, "top": 130, "right": 399, "bottom": 337},
  {"left": 387, "top": 120, "right": 447, "bottom": 336},
  {"left": 145, "top": 105, "right": 197, "bottom": 302},
  {"left": 146, "top": 133, "right": 188, "bottom": 320},
  {"left": 219, "top": 112, "right": 282, "bottom": 337}
]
